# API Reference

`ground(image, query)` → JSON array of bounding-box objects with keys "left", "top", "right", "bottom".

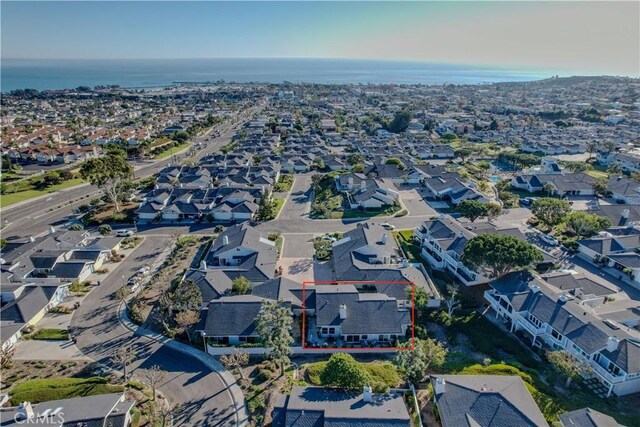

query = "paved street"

[
  {"left": 277, "top": 174, "right": 312, "bottom": 220},
  {"left": 70, "top": 236, "right": 242, "bottom": 426},
  {"left": 397, "top": 186, "right": 437, "bottom": 217}
]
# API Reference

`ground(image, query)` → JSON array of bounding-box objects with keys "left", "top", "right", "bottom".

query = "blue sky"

[{"left": 2, "top": 1, "right": 639, "bottom": 76}]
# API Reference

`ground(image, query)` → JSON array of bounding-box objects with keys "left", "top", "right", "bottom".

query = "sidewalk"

[{"left": 118, "top": 303, "right": 249, "bottom": 427}]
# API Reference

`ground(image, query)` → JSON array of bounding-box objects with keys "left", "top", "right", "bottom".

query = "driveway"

[
  {"left": 398, "top": 187, "right": 437, "bottom": 217},
  {"left": 279, "top": 233, "right": 316, "bottom": 282},
  {"left": 70, "top": 236, "right": 243, "bottom": 426},
  {"left": 278, "top": 174, "right": 313, "bottom": 220}
]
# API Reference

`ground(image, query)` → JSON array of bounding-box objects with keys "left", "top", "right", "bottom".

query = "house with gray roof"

[
  {"left": 332, "top": 222, "right": 440, "bottom": 306},
  {"left": 485, "top": 271, "right": 640, "bottom": 397},
  {"left": 511, "top": 172, "right": 596, "bottom": 196},
  {"left": 335, "top": 173, "right": 400, "bottom": 209},
  {"left": 414, "top": 215, "right": 537, "bottom": 287},
  {"left": 202, "top": 223, "right": 278, "bottom": 283},
  {"left": 271, "top": 386, "right": 410, "bottom": 427},
  {"left": 559, "top": 407, "right": 625, "bottom": 427},
  {"left": 0, "top": 392, "right": 135, "bottom": 427},
  {"left": 431, "top": 375, "right": 549, "bottom": 427},
  {"left": 310, "top": 284, "right": 411, "bottom": 345},
  {"left": 1, "top": 283, "right": 69, "bottom": 350}
]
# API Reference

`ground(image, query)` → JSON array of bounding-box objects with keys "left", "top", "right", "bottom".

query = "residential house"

[
  {"left": 202, "top": 223, "right": 278, "bottom": 283},
  {"left": 0, "top": 393, "right": 135, "bottom": 427},
  {"left": 484, "top": 272, "right": 640, "bottom": 396},
  {"left": 272, "top": 386, "right": 410, "bottom": 427},
  {"left": 430, "top": 375, "right": 549, "bottom": 427}
]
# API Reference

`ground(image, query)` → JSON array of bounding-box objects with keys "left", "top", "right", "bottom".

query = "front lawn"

[
  {"left": 9, "top": 377, "right": 124, "bottom": 405},
  {"left": 30, "top": 328, "right": 69, "bottom": 341},
  {"left": 304, "top": 360, "right": 401, "bottom": 392}
]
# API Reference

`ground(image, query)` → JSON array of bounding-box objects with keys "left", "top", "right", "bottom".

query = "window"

[
  {"left": 321, "top": 328, "right": 328, "bottom": 334},
  {"left": 328, "top": 327, "right": 335, "bottom": 334},
  {"left": 551, "top": 329, "right": 562, "bottom": 341},
  {"left": 528, "top": 314, "right": 543, "bottom": 329}
]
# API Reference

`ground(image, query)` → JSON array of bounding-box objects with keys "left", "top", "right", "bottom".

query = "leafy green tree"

[
  {"left": 98, "top": 224, "right": 112, "bottom": 235},
  {"left": 565, "top": 212, "right": 612, "bottom": 238},
  {"left": 564, "top": 162, "right": 592, "bottom": 173},
  {"left": 256, "top": 300, "right": 293, "bottom": 375},
  {"left": 352, "top": 163, "right": 364, "bottom": 173},
  {"left": 347, "top": 153, "right": 363, "bottom": 165},
  {"left": 461, "top": 234, "right": 543, "bottom": 278},
  {"left": 171, "top": 280, "right": 202, "bottom": 311},
  {"left": 385, "top": 110, "right": 412, "bottom": 133},
  {"left": 385, "top": 157, "right": 405, "bottom": 170},
  {"left": 257, "top": 194, "right": 277, "bottom": 221},
  {"left": 320, "top": 353, "right": 371, "bottom": 390},
  {"left": 592, "top": 179, "right": 611, "bottom": 198},
  {"left": 454, "top": 146, "right": 474, "bottom": 163},
  {"left": 531, "top": 198, "right": 571, "bottom": 227},
  {"left": 547, "top": 350, "right": 592, "bottom": 387},
  {"left": 80, "top": 154, "right": 133, "bottom": 212},
  {"left": 607, "top": 163, "right": 623, "bottom": 175},
  {"left": 486, "top": 203, "right": 503, "bottom": 221},
  {"left": 395, "top": 338, "right": 448, "bottom": 384},
  {"left": 231, "top": 276, "right": 250, "bottom": 294},
  {"left": 542, "top": 183, "right": 556, "bottom": 196},
  {"left": 456, "top": 200, "right": 489, "bottom": 222}
]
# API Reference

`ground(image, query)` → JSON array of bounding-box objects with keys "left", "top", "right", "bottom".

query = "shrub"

[{"left": 98, "top": 224, "right": 112, "bottom": 235}]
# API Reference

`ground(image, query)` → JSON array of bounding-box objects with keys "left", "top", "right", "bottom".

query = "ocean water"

[{"left": 1, "top": 58, "right": 551, "bottom": 91}]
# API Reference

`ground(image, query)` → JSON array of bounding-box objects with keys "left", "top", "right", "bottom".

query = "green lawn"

[
  {"left": 154, "top": 142, "right": 190, "bottom": 159},
  {"left": 9, "top": 377, "right": 124, "bottom": 405},
  {"left": 0, "top": 178, "right": 84, "bottom": 208},
  {"left": 30, "top": 328, "right": 69, "bottom": 341},
  {"left": 273, "top": 197, "right": 286, "bottom": 218},
  {"left": 331, "top": 205, "right": 400, "bottom": 219},
  {"left": 275, "top": 174, "right": 294, "bottom": 192},
  {"left": 586, "top": 169, "right": 609, "bottom": 179},
  {"left": 304, "top": 360, "right": 401, "bottom": 392}
]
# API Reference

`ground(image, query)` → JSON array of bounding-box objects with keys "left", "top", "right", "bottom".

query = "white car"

[
  {"left": 381, "top": 223, "right": 396, "bottom": 230},
  {"left": 539, "top": 233, "right": 559, "bottom": 246},
  {"left": 116, "top": 229, "right": 134, "bottom": 237}
]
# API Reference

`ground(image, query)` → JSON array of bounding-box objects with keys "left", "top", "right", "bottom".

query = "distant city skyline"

[{"left": 2, "top": 1, "right": 639, "bottom": 76}]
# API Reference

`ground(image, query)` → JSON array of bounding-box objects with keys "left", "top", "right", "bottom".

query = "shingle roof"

[
  {"left": 558, "top": 407, "right": 624, "bottom": 427},
  {"left": 431, "top": 375, "right": 549, "bottom": 427},
  {"left": 272, "top": 386, "right": 410, "bottom": 427}
]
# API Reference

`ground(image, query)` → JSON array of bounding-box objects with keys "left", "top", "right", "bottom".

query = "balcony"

[
  {"left": 518, "top": 318, "right": 545, "bottom": 337},
  {"left": 591, "top": 361, "right": 625, "bottom": 385}
]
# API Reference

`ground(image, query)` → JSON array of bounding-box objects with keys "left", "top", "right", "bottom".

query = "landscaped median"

[
  {"left": 28, "top": 328, "right": 70, "bottom": 341},
  {"left": 0, "top": 177, "right": 84, "bottom": 208}
]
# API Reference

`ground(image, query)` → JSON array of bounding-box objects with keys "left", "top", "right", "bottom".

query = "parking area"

[{"left": 278, "top": 174, "right": 313, "bottom": 220}]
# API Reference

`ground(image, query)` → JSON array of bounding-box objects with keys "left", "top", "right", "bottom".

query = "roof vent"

[{"left": 434, "top": 378, "right": 446, "bottom": 395}]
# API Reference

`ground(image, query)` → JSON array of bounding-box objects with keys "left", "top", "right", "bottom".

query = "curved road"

[{"left": 70, "top": 235, "right": 243, "bottom": 426}]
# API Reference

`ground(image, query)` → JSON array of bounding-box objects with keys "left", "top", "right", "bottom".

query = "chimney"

[
  {"left": 360, "top": 180, "right": 367, "bottom": 192},
  {"left": 29, "top": 236, "right": 35, "bottom": 243},
  {"left": 200, "top": 260, "right": 207, "bottom": 270},
  {"left": 606, "top": 336, "right": 620, "bottom": 352},
  {"left": 16, "top": 402, "right": 34, "bottom": 421},
  {"left": 49, "top": 226, "right": 55, "bottom": 234},
  {"left": 222, "top": 235, "right": 229, "bottom": 245},
  {"left": 363, "top": 385, "right": 372, "bottom": 403},
  {"left": 529, "top": 284, "right": 541, "bottom": 294},
  {"left": 381, "top": 234, "right": 387, "bottom": 244},
  {"left": 622, "top": 209, "right": 630, "bottom": 219},
  {"left": 348, "top": 177, "right": 354, "bottom": 187},
  {"left": 339, "top": 304, "right": 347, "bottom": 319},
  {"left": 434, "top": 378, "right": 446, "bottom": 395}
]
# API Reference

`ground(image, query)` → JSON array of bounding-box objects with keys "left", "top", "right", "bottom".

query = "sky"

[{"left": 2, "top": 1, "right": 639, "bottom": 76}]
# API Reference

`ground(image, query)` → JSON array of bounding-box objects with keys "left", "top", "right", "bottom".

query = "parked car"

[
  {"left": 116, "top": 229, "right": 134, "bottom": 237},
  {"left": 381, "top": 222, "right": 396, "bottom": 230},
  {"left": 539, "top": 233, "right": 559, "bottom": 246}
]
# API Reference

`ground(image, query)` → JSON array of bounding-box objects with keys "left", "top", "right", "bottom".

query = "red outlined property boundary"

[{"left": 301, "top": 281, "right": 415, "bottom": 351}]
